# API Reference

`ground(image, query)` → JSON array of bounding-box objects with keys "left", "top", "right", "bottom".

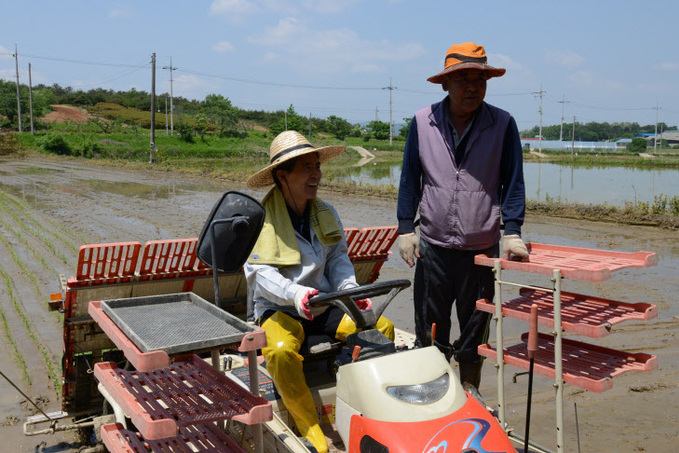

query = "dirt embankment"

[
  {"left": 42, "top": 105, "right": 93, "bottom": 123},
  {"left": 0, "top": 156, "right": 677, "bottom": 452}
]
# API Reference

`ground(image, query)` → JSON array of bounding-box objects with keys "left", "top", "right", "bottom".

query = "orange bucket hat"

[{"left": 427, "top": 42, "right": 506, "bottom": 84}]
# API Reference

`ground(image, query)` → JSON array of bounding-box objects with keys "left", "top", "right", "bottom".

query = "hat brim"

[
  {"left": 246, "top": 144, "right": 345, "bottom": 188},
  {"left": 427, "top": 62, "right": 506, "bottom": 84}
]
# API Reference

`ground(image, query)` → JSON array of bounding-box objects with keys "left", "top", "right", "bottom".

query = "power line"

[
  {"left": 71, "top": 63, "right": 149, "bottom": 88},
  {"left": 19, "top": 52, "right": 148, "bottom": 69},
  {"left": 177, "top": 68, "right": 383, "bottom": 91}
]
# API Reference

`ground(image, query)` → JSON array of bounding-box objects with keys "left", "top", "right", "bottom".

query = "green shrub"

[
  {"left": 79, "top": 135, "right": 101, "bottom": 158},
  {"left": 38, "top": 134, "right": 72, "bottom": 155},
  {"left": 0, "top": 133, "right": 20, "bottom": 156},
  {"left": 176, "top": 123, "right": 195, "bottom": 143}
]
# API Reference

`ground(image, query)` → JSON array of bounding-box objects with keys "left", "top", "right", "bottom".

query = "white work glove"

[
  {"left": 399, "top": 232, "right": 420, "bottom": 268},
  {"left": 502, "top": 234, "right": 529, "bottom": 261},
  {"left": 294, "top": 287, "right": 319, "bottom": 320}
]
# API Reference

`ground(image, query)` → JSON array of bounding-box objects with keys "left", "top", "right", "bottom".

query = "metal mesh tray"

[{"left": 99, "top": 292, "right": 257, "bottom": 355}]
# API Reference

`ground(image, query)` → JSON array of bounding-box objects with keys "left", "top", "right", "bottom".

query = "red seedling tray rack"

[
  {"left": 476, "top": 287, "right": 657, "bottom": 338},
  {"left": 100, "top": 422, "right": 246, "bottom": 453},
  {"left": 479, "top": 332, "right": 657, "bottom": 393},
  {"left": 474, "top": 243, "right": 657, "bottom": 281},
  {"left": 94, "top": 354, "right": 272, "bottom": 440}
]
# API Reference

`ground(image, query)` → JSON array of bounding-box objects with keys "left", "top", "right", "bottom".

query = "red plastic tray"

[
  {"left": 478, "top": 332, "right": 657, "bottom": 392},
  {"left": 476, "top": 288, "right": 657, "bottom": 338},
  {"left": 101, "top": 422, "right": 246, "bottom": 452},
  {"left": 94, "top": 355, "right": 272, "bottom": 440},
  {"left": 70, "top": 242, "right": 141, "bottom": 286},
  {"left": 474, "top": 243, "right": 657, "bottom": 281}
]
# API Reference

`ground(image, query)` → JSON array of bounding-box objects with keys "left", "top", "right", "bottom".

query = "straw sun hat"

[
  {"left": 427, "top": 42, "right": 506, "bottom": 84},
  {"left": 247, "top": 130, "right": 345, "bottom": 188}
]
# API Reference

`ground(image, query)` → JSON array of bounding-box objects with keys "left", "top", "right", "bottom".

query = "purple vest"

[{"left": 415, "top": 100, "right": 510, "bottom": 250}]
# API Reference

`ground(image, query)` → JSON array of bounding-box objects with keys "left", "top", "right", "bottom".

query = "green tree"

[
  {"left": 194, "top": 113, "right": 210, "bottom": 141},
  {"left": 627, "top": 138, "right": 648, "bottom": 153},
  {"left": 269, "top": 105, "right": 305, "bottom": 136},
  {"left": 399, "top": 117, "right": 412, "bottom": 139},
  {"left": 0, "top": 79, "right": 21, "bottom": 124},
  {"left": 202, "top": 94, "right": 239, "bottom": 135},
  {"left": 327, "top": 115, "right": 352, "bottom": 140},
  {"left": 366, "top": 120, "right": 390, "bottom": 140}
]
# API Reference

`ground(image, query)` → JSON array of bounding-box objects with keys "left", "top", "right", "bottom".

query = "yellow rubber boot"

[
  {"left": 335, "top": 313, "right": 396, "bottom": 341},
  {"left": 262, "top": 312, "right": 328, "bottom": 453}
]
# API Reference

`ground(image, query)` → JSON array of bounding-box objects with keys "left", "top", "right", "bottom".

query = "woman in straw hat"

[{"left": 244, "top": 130, "right": 394, "bottom": 453}]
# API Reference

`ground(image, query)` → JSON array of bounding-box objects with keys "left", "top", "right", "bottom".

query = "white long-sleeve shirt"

[{"left": 244, "top": 206, "right": 358, "bottom": 321}]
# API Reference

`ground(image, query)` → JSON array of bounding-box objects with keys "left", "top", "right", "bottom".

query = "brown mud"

[{"left": 0, "top": 156, "right": 677, "bottom": 452}]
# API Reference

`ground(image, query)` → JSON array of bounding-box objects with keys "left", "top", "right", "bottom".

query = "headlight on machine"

[{"left": 385, "top": 373, "right": 450, "bottom": 404}]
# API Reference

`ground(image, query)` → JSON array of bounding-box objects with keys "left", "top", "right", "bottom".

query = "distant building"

[
  {"left": 520, "top": 138, "right": 618, "bottom": 151},
  {"left": 638, "top": 131, "right": 679, "bottom": 147}
]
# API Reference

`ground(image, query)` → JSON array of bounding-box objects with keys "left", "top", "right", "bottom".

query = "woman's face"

[{"left": 277, "top": 152, "right": 322, "bottom": 209}]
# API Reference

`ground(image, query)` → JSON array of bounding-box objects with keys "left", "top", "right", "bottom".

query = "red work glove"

[
  {"left": 356, "top": 298, "right": 372, "bottom": 311},
  {"left": 294, "top": 288, "right": 319, "bottom": 320}
]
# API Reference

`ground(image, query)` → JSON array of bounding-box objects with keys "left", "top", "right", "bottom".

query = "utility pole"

[
  {"left": 532, "top": 85, "right": 545, "bottom": 153},
  {"left": 571, "top": 116, "right": 576, "bottom": 158},
  {"left": 653, "top": 102, "right": 661, "bottom": 156},
  {"left": 382, "top": 78, "right": 397, "bottom": 146},
  {"left": 28, "top": 62, "right": 34, "bottom": 135},
  {"left": 150, "top": 53, "right": 156, "bottom": 164},
  {"left": 14, "top": 45, "right": 22, "bottom": 133},
  {"left": 558, "top": 94, "right": 569, "bottom": 150},
  {"left": 162, "top": 57, "right": 177, "bottom": 135}
]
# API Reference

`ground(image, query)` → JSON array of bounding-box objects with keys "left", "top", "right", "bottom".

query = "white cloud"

[
  {"left": 544, "top": 49, "right": 585, "bottom": 68},
  {"left": 210, "top": 0, "right": 259, "bottom": 16},
  {"left": 485, "top": 53, "right": 537, "bottom": 89},
  {"left": 248, "top": 19, "right": 424, "bottom": 75},
  {"left": 300, "top": 0, "right": 359, "bottom": 14},
  {"left": 108, "top": 5, "right": 136, "bottom": 18},
  {"left": 213, "top": 41, "right": 235, "bottom": 53},
  {"left": 0, "top": 45, "right": 13, "bottom": 59},
  {"left": 172, "top": 74, "right": 220, "bottom": 99},
  {"left": 654, "top": 61, "right": 679, "bottom": 72},
  {"left": 248, "top": 17, "right": 303, "bottom": 46},
  {"left": 569, "top": 70, "right": 624, "bottom": 92}
]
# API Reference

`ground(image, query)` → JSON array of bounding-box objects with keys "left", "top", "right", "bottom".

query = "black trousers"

[{"left": 414, "top": 239, "right": 498, "bottom": 363}]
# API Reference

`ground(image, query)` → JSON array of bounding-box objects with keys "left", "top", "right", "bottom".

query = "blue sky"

[{"left": 2, "top": 1, "right": 678, "bottom": 132}]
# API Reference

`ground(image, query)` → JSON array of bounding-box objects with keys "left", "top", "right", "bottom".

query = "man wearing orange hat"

[{"left": 397, "top": 42, "right": 528, "bottom": 394}]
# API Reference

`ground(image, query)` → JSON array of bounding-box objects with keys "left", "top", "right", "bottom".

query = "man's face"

[{"left": 442, "top": 69, "right": 488, "bottom": 117}]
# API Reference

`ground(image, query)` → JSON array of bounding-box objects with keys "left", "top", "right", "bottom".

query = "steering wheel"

[{"left": 307, "top": 280, "right": 411, "bottom": 329}]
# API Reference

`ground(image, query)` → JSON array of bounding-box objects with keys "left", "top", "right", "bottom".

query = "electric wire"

[{"left": 2, "top": 50, "right": 675, "bottom": 126}]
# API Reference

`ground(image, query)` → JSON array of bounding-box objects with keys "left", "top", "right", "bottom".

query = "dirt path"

[{"left": 0, "top": 156, "right": 677, "bottom": 452}]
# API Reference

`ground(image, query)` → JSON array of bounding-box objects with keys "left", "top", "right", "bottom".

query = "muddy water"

[{"left": 1, "top": 157, "right": 678, "bottom": 452}]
